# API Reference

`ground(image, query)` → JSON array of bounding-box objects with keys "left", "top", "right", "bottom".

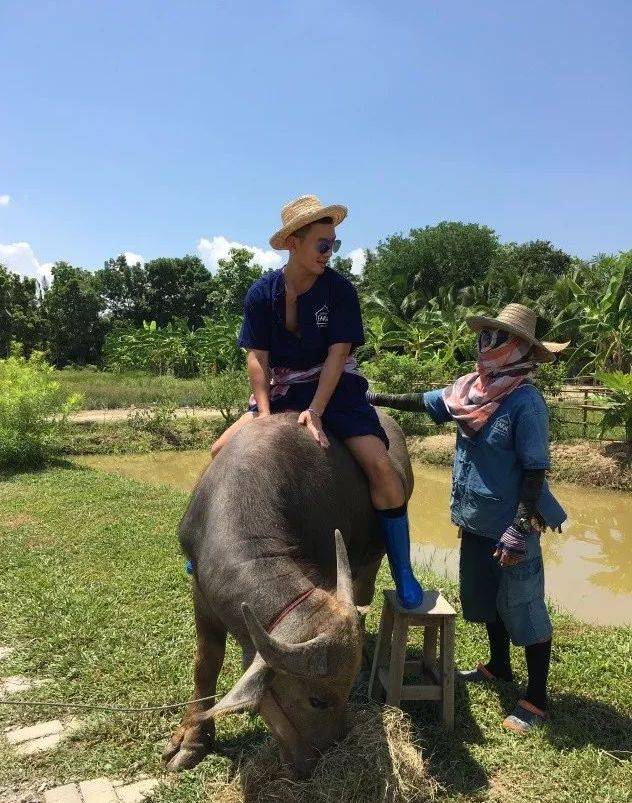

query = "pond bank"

[
  {"left": 72, "top": 451, "right": 632, "bottom": 626},
  {"left": 408, "top": 433, "right": 632, "bottom": 491},
  {"left": 60, "top": 418, "right": 631, "bottom": 492}
]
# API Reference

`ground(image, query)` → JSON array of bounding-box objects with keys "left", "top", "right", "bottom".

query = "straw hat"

[
  {"left": 269, "top": 195, "right": 347, "bottom": 250},
  {"left": 466, "top": 303, "right": 570, "bottom": 363}
]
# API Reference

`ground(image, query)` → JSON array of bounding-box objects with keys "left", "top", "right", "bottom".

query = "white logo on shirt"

[
  {"left": 315, "top": 305, "right": 329, "bottom": 328},
  {"left": 492, "top": 414, "right": 511, "bottom": 437}
]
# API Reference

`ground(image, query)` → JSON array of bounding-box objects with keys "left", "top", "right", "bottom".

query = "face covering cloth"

[{"left": 442, "top": 329, "right": 536, "bottom": 438}]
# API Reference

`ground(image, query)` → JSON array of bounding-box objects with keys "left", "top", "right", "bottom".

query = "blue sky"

[{"left": 1, "top": 1, "right": 631, "bottom": 281}]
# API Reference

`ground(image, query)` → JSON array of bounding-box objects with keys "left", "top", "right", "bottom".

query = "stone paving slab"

[
  {"left": 0, "top": 675, "right": 35, "bottom": 695},
  {"left": 6, "top": 719, "right": 64, "bottom": 745},
  {"left": 115, "top": 778, "right": 160, "bottom": 803},
  {"left": 79, "top": 778, "right": 118, "bottom": 803},
  {"left": 42, "top": 777, "right": 161, "bottom": 803},
  {"left": 44, "top": 783, "right": 83, "bottom": 803},
  {"left": 15, "top": 731, "right": 63, "bottom": 756}
]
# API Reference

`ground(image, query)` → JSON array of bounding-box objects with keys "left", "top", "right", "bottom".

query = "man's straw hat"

[
  {"left": 270, "top": 195, "right": 347, "bottom": 250},
  {"left": 467, "top": 303, "right": 570, "bottom": 363}
]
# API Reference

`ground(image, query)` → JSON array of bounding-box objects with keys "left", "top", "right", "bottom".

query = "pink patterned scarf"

[
  {"left": 442, "top": 334, "right": 535, "bottom": 438},
  {"left": 249, "top": 356, "right": 361, "bottom": 407}
]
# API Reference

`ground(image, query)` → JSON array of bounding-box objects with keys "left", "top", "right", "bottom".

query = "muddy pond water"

[{"left": 73, "top": 450, "right": 631, "bottom": 627}]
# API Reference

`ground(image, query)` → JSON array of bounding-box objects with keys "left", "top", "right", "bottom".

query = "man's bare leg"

[{"left": 344, "top": 435, "right": 405, "bottom": 508}]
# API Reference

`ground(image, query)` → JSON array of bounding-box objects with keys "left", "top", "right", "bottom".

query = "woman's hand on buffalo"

[{"left": 298, "top": 408, "right": 330, "bottom": 449}]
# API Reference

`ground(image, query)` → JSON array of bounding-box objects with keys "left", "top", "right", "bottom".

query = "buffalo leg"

[{"left": 163, "top": 586, "right": 227, "bottom": 771}]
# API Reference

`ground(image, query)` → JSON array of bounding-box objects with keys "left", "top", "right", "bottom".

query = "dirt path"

[{"left": 68, "top": 406, "right": 221, "bottom": 424}]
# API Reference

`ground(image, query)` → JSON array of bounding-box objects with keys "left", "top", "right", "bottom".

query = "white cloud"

[
  {"left": 347, "top": 247, "right": 367, "bottom": 275},
  {"left": 123, "top": 251, "right": 144, "bottom": 266},
  {"left": 0, "top": 241, "right": 53, "bottom": 282},
  {"left": 197, "top": 235, "right": 282, "bottom": 274},
  {"left": 0, "top": 195, "right": 10, "bottom": 207}
]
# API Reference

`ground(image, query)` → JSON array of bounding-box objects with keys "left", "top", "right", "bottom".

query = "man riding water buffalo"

[
  {"left": 164, "top": 197, "right": 421, "bottom": 776},
  {"left": 211, "top": 194, "right": 423, "bottom": 610}
]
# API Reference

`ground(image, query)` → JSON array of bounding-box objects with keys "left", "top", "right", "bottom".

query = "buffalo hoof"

[{"left": 162, "top": 724, "right": 214, "bottom": 772}]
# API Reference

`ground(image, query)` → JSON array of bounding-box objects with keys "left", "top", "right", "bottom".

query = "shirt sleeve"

[
  {"left": 327, "top": 278, "right": 365, "bottom": 347},
  {"left": 237, "top": 286, "right": 271, "bottom": 351},
  {"left": 422, "top": 388, "right": 453, "bottom": 424},
  {"left": 513, "top": 397, "right": 551, "bottom": 470}
]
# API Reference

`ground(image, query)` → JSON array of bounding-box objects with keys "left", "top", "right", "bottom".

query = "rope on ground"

[{"left": 0, "top": 694, "right": 218, "bottom": 713}]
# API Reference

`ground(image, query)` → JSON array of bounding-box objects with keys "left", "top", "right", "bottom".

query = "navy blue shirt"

[
  {"left": 423, "top": 384, "right": 567, "bottom": 539},
  {"left": 238, "top": 267, "right": 364, "bottom": 368}
]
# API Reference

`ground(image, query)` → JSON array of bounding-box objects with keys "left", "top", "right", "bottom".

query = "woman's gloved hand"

[
  {"left": 494, "top": 469, "right": 547, "bottom": 566},
  {"left": 494, "top": 521, "right": 530, "bottom": 566}
]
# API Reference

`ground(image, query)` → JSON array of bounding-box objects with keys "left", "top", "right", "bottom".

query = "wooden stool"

[{"left": 368, "top": 589, "right": 456, "bottom": 729}]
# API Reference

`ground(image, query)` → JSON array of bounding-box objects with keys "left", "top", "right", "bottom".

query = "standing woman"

[{"left": 368, "top": 304, "right": 569, "bottom": 734}]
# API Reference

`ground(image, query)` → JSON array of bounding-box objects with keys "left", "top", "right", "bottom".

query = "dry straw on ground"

[{"left": 205, "top": 703, "right": 438, "bottom": 803}]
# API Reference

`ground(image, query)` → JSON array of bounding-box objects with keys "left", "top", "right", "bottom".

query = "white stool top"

[{"left": 384, "top": 589, "right": 456, "bottom": 617}]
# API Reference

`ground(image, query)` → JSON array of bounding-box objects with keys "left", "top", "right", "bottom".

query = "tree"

[
  {"left": 144, "top": 255, "right": 213, "bottom": 328},
  {"left": 207, "top": 248, "right": 263, "bottom": 316},
  {"left": 330, "top": 255, "right": 358, "bottom": 285},
  {"left": 362, "top": 221, "right": 499, "bottom": 316},
  {"left": 484, "top": 240, "right": 573, "bottom": 309},
  {"left": 97, "top": 254, "right": 149, "bottom": 326},
  {"left": 42, "top": 262, "right": 105, "bottom": 366},
  {"left": 0, "top": 264, "right": 44, "bottom": 357}
]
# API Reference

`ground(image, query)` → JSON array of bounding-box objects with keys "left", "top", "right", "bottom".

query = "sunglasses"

[{"left": 316, "top": 238, "right": 341, "bottom": 255}]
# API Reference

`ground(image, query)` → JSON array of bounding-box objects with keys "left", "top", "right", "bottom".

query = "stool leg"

[
  {"left": 423, "top": 625, "right": 438, "bottom": 677},
  {"left": 368, "top": 605, "right": 394, "bottom": 701},
  {"left": 386, "top": 618, "right": 408, "bottom": 707},
  {"left": 440, "top": 617, "right": 455, "bottom": 729}
]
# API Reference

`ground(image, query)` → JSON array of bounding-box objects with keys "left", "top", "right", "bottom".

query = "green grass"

[
  {"left": 55, "top": 368, "right": 209, "bottom": 410},
  {"left": 0, "top": 466, "right": 630, "bottom": 802},
  {"left": 59, "top": 418, "right": 224, "bottom": 456}
]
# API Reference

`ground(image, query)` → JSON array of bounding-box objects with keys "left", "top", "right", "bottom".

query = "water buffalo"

[{"left": 163, "top": 410, "right": 413, "bottom": 777}]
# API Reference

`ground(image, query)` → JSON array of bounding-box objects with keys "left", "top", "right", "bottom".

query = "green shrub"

[
  {"left": 204, "top": 369, "right": 250, "bottom": 424},
  {"left": 598, "top": 371, "right": 632, "bottom": 442},
  {"left": 127, "top": 402, "right": 182, "bottom": 446},
  {"left": 0, "top": 351, "right": 82, "bottom": 467},
  {"left": 534, "top": 360, "right": 568, "bottom": 398}
]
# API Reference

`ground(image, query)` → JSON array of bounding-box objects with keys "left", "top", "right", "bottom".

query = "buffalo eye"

[{"left": 308, "top": 696, "right": 329, "bottom": 709}]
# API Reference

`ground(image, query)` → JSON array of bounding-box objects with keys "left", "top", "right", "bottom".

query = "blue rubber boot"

[{"left": 377, "top": 509, "right": 423, "bottom": 609}]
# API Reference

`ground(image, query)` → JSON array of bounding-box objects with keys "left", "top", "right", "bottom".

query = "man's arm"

[
  {"left": 298, "top": 342, "right": 351, "bottom": 448},
  {"left": 246, "top": 349, "right": 271, "bottom": 416}
]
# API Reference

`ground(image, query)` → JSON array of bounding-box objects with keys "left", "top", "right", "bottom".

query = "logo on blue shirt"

[
  {"left": 315, "top": 305, "right": 329, "bottom": 328},
  {"left": 492, "top": 414, "right": 511, "bottom": 438}
]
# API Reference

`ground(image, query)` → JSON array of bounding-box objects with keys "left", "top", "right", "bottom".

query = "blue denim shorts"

[{"left": 459, "top": 529, "right": 552, "bottom": 647}]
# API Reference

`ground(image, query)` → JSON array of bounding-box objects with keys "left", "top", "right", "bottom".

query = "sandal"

[
  {"left": 456, "top": 662, "right": 499, "bottom": 683},
  {"left": 502, "top": 699, "right": 547, "bottom": 735}
]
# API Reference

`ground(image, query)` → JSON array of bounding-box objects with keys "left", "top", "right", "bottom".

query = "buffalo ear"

[{"left": 198, "top": 657, "right": 273, "bottom": 720}]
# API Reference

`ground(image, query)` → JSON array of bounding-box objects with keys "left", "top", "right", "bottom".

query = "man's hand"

[{"left": 298, "top": 409, "right": 330, "bottom": 449}]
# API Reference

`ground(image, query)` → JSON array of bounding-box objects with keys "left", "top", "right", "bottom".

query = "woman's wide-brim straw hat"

[
  {"left": 270, "top": 194, "right": 347, "bottom": 250},
  {"left": 466, "top": 303, "right": 570, "bottom": 363}
]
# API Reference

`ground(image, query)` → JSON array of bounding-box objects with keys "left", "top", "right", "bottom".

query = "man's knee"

[{"left": 363, "top": 452, "right": 396, "bottom": 485}]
